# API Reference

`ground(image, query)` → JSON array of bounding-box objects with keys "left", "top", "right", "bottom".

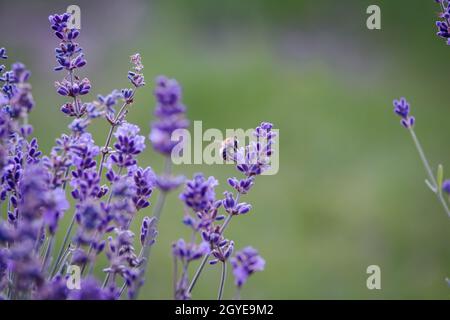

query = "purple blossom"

[
  {"left": 128, "top": 53, "right": 145, "bottom": 88},
  {"left": 222, "top": 191, "right": 252, "bottom": 215},
  {"left": 180, "top": 173, "right": 218, "bottom": 213},
  {"left": 442, "top": 179, "right": 450, "bottom": 194},
  {"left": 132, "top": 166, "right": 156, "bottom": 210},
  {"left": 68, "top": 277, "right": 116, "bottom": 300},
  {"left": 34, "top": 275, "right": 68, "bottom": 300},
  {"left": 140, "top": 216, "right": 157, "bottom": 247},
  {"left": 104, "top": 229, "right": 141, "bottom": 280},
  {"left": 49, "top": 12, "right": 91, "bottom": 120},
  {"left": 436, "top": 0, "right": 450, "bottom": 45},
  {"left": 236, "top": 122, "right": 276, "bottom": 177},
  {"left": 43, "top": 188, "right": 70, "bottom": 234},
  {"left": 155, "top": 173, "right": 185, "bottom": 192},
  {"left": 393, "top": 98, "right": 415, "bottom": 129},
  {"left": 230, "top": 247, "right": 265, "bottom": 288},
  {"left": 0, "top": 59, "right": 35, "bottom": 134},
  {"left": 0, "top": 10, "right": 274, "bottom": 300},
  {"left": 172, "top": 239, "right": 209, "bottom": 262},
  {"left": 150, "top": 76, "right": 189, "bottom": 155},
  {"left": 110, "top": 123, "right": 145, "bottom": 168}
]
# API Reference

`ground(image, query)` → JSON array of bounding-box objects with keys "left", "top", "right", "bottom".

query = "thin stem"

[
  {"left": 173, "top": 256, "right": 178, "bottom": 299},
  {"left": 98, "top": 125, "right": 115, "bottom": 177},
  {"left": 409, "top": 128, "right": 450, "bottom": 218},
  {"left": 41, "top": 236, "right": 55, "bottom": 272},
  {"left": 217, "top": 261, "right": 227, "bottom": 300},
  {"left": 187, "top": 253, "right": 209, "bottom": 294},
  {"left": 220, "top": 214, "right": 233, "bottom": 234},
  {"left": 50, "top": 214, "right": 76, "bottom": 277},
  {"left": 133, "top": 156, "right": 172, "bottom": 299},
  {"left": 234, "top": 287, "right": 241, "bottom": 300},
  {"left": 97, "top": 93, "right": 135, "bottom": 177},
  {"left": 102, "top": 273, "right": 111, "bottom": 289},
  {"left": 409, "top": 129, "right": 437, "bottom": 187},
  {"left": 119, "top": 282, "right": 127, "bottom": 299},
  {"left": 188, "top": 203, "right": 237, "bottom": 294},
  {"left": 56, "top": 249, "right": 72, "bottom": 276}
]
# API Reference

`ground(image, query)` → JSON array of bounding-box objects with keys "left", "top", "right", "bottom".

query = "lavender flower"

[
  {"left": 68, "top": 277, "right": 116, "bottom": 300},
  {"left": 442, "top": 180, "right": 450, "bottom": 194},
  {"left": 150, "top": 76, "right": 189, "bottom": 155},
  {"left": 49, "top": 12, "right": 91, "bottom": 121},
  {"left": 230, "top": 247, "right": 265, "bottom": 288},
  {"left": 110, "top": 122, "right": 145, "bottom": 168},
  {"left": 128, "top": 53, "right": 145, "bottom": 88},
  {"left": 172, "top": 239, "right": 210, "bottom": 263},
  {"left": 132, "top": 167, "right": 156, "bottom": 210},
  {"left": 436, "top": 0, "right": 450, "bottom": 45},
  {"left": 140, "top": 216, "right": 157, "bottom": 247},
  {"left": 179, "top": 173, "right": 218, "bottom": 213},
  {"left": 0, "top": 10, "right": 274, "bottom": 300},
  {"left": 393, "top": 98, "right": 415, "bottom": 129}
]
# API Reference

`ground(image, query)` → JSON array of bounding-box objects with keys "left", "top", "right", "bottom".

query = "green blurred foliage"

[{"left": 1, "top": 0, "right": 450, "bottom": 299}]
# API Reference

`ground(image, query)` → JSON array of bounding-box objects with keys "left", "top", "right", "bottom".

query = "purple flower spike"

[
  {"left": 393, "top": 98, "right": 414, "bottom": 129},
  {"left": 140, "top": 216, "right": 157, "bottom": 247},
  {"left": 435, "top": 1, "right": 450, "bottom": 45},
  {"left": 230, "top": 247, "right": 265, "bottom": 288},
  {"left": 149, "top": 76, "right": 189, "bottom": 155},
  {"left": 111, "top": 123, "right": 146, "bottom": 168},
  {"left": 180, "top": 173, "right": 218, "bottom": 213}
]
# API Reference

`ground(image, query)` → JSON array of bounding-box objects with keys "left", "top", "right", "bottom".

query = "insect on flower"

[{"left": 220, "top": 136, "right": 239, "bottom": 161}]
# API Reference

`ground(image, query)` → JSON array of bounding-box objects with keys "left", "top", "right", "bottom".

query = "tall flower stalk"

[{"left": 173, "top": 122, "right": 276, "bottom": 300}]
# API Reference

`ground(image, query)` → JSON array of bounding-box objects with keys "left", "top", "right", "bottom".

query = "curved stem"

[
  {"left": 217, "top": 261, "right": 227, "bottom": 300},
  {"left": 409, "top": 128, "right": 450, "bottom": 218}
]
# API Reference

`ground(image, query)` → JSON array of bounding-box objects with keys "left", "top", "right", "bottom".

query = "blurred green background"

[{"left": 1, "top": 0, "right": 450, "bottom": 299}]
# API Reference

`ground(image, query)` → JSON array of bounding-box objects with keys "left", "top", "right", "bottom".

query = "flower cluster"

[
  {"left": 150, "top": 76, "right": 189, "bottom": 156},
  {"left": 393, "top": 98, "right": 414, "bottom": 129},
  {"left": 0, "top": 10, "right": 274, "bottom": 300},
  {"left": 49, "top": 13, "right": 91, "bottom": 124},
  {"left": 436, "top": 0, "right": 450, "bottom": 45},
  {"left": 172, "top": 122, "right": 275, "bottom": 300}
]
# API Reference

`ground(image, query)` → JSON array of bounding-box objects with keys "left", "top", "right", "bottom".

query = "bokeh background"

[{"left": 1, "top": 0, "right": 450, "bottom": 299}]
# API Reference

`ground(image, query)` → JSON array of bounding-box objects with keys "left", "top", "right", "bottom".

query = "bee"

[{"left": 220, "top": 136, "right": 239, "bottom": 161}]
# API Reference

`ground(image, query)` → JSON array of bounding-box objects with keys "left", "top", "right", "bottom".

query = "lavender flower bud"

[
  {"left": 393, "top": 98, "right": 415, "bottom": 129},
  {"left": 180, "top": 173, "right": 218, "bottom": 213},
  {"left": 230, "top": 247, "right": 265, "bottom": 288},
  {"left": 140, "top": 216, "right": 157, "bottom": 247},
  {"left": 442, "top": 180, "right": 450, "bottom": 194}
]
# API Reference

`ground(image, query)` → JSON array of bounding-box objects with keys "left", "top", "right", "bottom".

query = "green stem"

[
  {"left": 409, "top": 128, "right": 450, "bottom": 218},
  {"left": 173, "top": 256, "right": 178, "bottom": 299},
  {"left": 98, "top": 92, "right": 135, "bottom": 177},
  {"left": 50, "top": 215, "right": 76, "bottom": 277},
  {"left": 217, "top": 261, "right": 227, "bottom": 300},
  {"left": 133, "top": 157, "right": 172, "bottom": 299},
  {"left": 42, "top": 236, "right": 55, "bottom": 272},
  {"left": 188, "top": 209, "right": 236, "bottom": 294}
]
